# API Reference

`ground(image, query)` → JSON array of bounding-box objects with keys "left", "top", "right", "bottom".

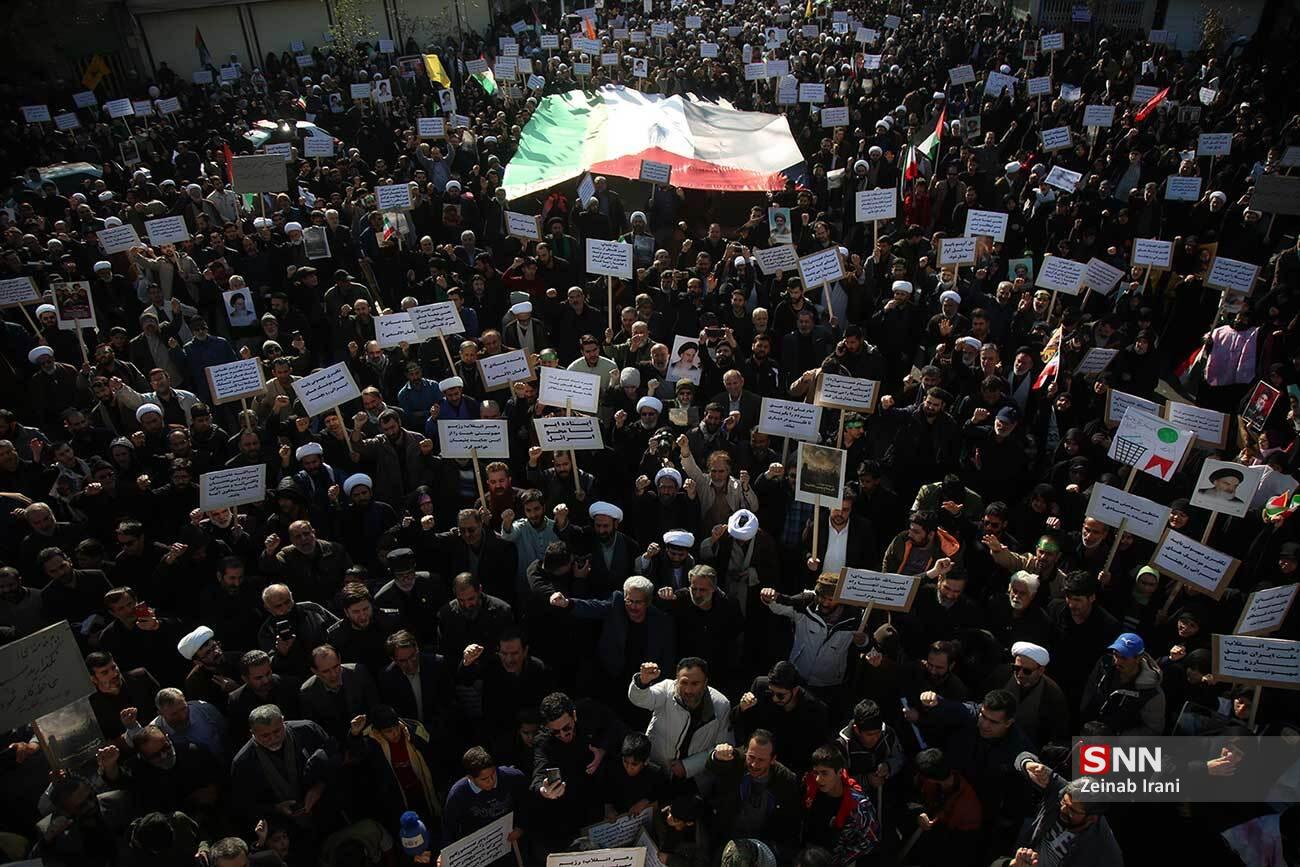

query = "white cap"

[
  {"left": 655, "top": 467, "right": 683, "bottom": 488},
  {"left": 1011, "top": 641, "right": 1050, "bottom": 666},
  {"left": 734, "top": 255, "right": 748, "bottom": 267},
  {"left": 253, "top": 217, "right": 272, "bottom": 229},
  {"left": 135, "top": 403, "right": 163, "bottom": 421},
  {"left": 510, "top": 301, "right": 533, "bottom": 315},
  {"left": 439, "top": 376, "right": 464, "bottom": 391},
  {"left": 94, "top": 260, "right": 112, "bottom": 272},
  {"left": 186, "top": 183, "right": 202, "bottom": 194},
  {"left": 295, "top": 442, "right": 324, "bottom": 460},
  {"left": 589, "top": 501, "right": 624, "bottom": 521},
  {"left": 932, "top": 90, "right": 946, "bottom": 100},
  {"left": 177, "top": 625, "right": 215, "bottom": 660},
  {"left": 663, "top": 529, "right": 694, "bottom": 548},
  {"left": 891, "top": 280, "right": 913, "bottom": 295},
  {"left": 940, "top": 290, "right": 961, "bottom": 306},
  {"left": 727, "top": 509, "right": 759, "bottom": 540},
  {"left": 28, "top": 345, "right": 54, "bottom": 364},
  {"left": 636, "top": 396, "right": 662, "bottom": 414},
  {"left": 999, "top": 64, "right": 1011, "bottom": 74},
  {"left": 342, "top": 473, "right": 373, "bottom": 495},
  {"left": 284, "top": 221, "right": 303, "bottom": 233}
]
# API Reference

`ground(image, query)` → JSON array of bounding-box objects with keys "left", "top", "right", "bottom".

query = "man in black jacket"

[
  {"left": 227, "top": 650, "right": 302, "bottom": 743},
  {"left": 531, "top": 692, "right": 623, "bottom": 853},
  {"left": 703, "top": 731, "right": 802, "bottom": 861}
]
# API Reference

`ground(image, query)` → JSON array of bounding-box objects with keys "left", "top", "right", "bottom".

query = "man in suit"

[
  {"left": 805, "top": 483, "right": 879, "bottom": 578},
  {"left": 434, "top": 508, "right": 519, "bottom": 606},
  {"left": 227, "top": 650, "right": 302, "bottom": 742},
  {"left": 377, "top": 629, "right": 458, "bottom": 740},
  {"left": 298, "top": 644, "right": 380, "bottom": 741},
  {"left": 229, "top": 704, "right": 343, "bottom": 840},
  {"left": 711, "top": 369, "right": 763, "bottom": 438}
]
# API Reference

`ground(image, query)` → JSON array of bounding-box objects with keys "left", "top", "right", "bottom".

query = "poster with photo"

[
  {"left": 1189, "top": 459, "right": 1265, "bottom": 519},
  {"left": 1241, "top": 380, "right": 1281, "bottom": 432},
  {"left": 668, "top": 335, "right": 703, "bottom": 385},
  {"left": 768, "top": 207, "right": 793, "bottom": 244},
  {"left": 795, "top": 442, "right": 847, "bottom": 506},
  {"left": 223, "top": 287, "right": 257, "bottom": 328},
  {"left": 53, "top": 281, "right": 95, "bottom": 328},
  {"left": 303, "top": 225, "right": 331, "bottom": 260}
]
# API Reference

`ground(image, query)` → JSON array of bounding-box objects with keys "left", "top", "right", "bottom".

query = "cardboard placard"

[
  {"left": 537, "top": 366, "right": 602, "bottom": 414},
  {"left": 798, "top": 83, "right": 826, "bottom": 103},
  {"left": 938, "top": 236, "right": 977, "bottom": 266},
  {"left": 231, "top": 154, "right": 288, "bottom": 193},
  {"left": 1073, "top": 347, "right": 1119, "bottom": 377},
  {"left": 22, "top": 105, "right": 51, "bottom": 124},
  {"left": 53, "top": 281, "right": 96, "bottom": 330},
  {"left": 410, "top": 301, "right": 465, "bottom": 339},
  {"left": 442, "top": 811, "right": 512, "bottom": 866},
  {"left": 586, "top": 238, "right": 634, "bottom": 279},
  {"left": 437, "top": 419, "right": 511, "bottom": 459},
  {"left": 1236, "top": 584, "right": 1299, "bottom": 637},
  {"left": 948, "top": 65, "right": 975, "bottom": 85},
  {"left": 73, "top": 90, "right": 98, "bottom": 108},
  {"left": 833, "top": 569, "right": 921, "bottom": 612},
  {"left": 376, "top": 183, "right": 412, "bottom": 211},
  {"left": 1152, "top": 530, "right": 1238, "bottom": 598},
  {"left": 374, "top": 312, "right": 419, "bottom": 349},
  {"left": 797, "top": 247, "right": 845, "bottom": 289},
  {"left": 816, "top": 373, "right": 880, "bottom": 412},
  {"left": 964, "top": 209, "right": 1008, "bottom": 241},
  {"left": 752, "top": 245, "right": 799, "bottom": 275},
  {"left": 1213, "top": 634, "right": 1300, "bottom": 690},
  {"left": 97, "top": 223, "right": 142, "bottom": 255},
  {"left": 1131, "top": 238, "right": 1173, "bottom": 269},
  {"left": 795, "top": 441, "right": 847, "bottom": 506},
  {"left": 546, "top": 848, "right": 646, "bottom": 867},
  {"left": 54, "top": 112, "right": 81, "bottom": 131},
  {"left": 1162, "top": 402, "right": 1229, "bottom": 449},
  {"left": 144, "top": 216, "right": 190, "bottom": 247},
  {"left": 505, "top": 211, "right": 540, "bottom": 240},
  {"left": 638, "top": 160, "right": 672, "bottom": 185},
  {"left": 1104, "top": 389, "right": 1161, "bottom": 427},
  {"left": 206, "top": 357, "right": 267, "bottom": 405},
  {"left": 1044, "top": 166, "right": 1082, "bottom": 193},
  {"left": 303, "top": 135, "right": 334, "bottom": 157},
  {"left": 854, "top": 188, "right": 896, "bottom": 222},
  {"left": 1084, "top": 483, "right": 1172, "bottom": 544},
  {"left": 1083, "top": 257, "right": 1125, "bottom": 295},
  {"left": 1040, "top": 126, "right": 1073, "bottom": 152},
  {"left": 535, "top": 415, "right": 605, "bottom": 451},
  {"left": 1205, "top": 255, "right": 1260, "bottom": 295},
  {"left": 0, "top": 622, "right": 91, "bottom": 732},
  {"left": 0, "top": 276, "right": 39, "bottom": 308},
  {"left": 200, "top": 464, "right": 267, "bottom": 510},
  {"left": 1189, "top": 458, "right": 1265, "bottom": 519},
  {"left": 104, "top": 98, "right": 133, "bottom": 118},
  {"left": 1040, "top": 32, "right": 1064, "bottom": 50},
  {"left": 264, "top": 142, "right": 293, "bottom": 163},
  {"left": 479, "top": 349, "right": 535, "bottom": 389},
  {"left": 1034, "top": 255, "right": 1087, "bottom": 294},
  {"left": 757, "top": 397, "right": 822, "bottom": 441},
  {"left": 584, "top": 805, "right": 654, "bottom": 849},
  {"left": 1027, "top": 76, "right": 1052, "bottom": 97},
  {"left": 820, "top": 106, "right": 850, "bottom": 127},
  {"left": 743, "top": 62, "right": 767, "bottom": 81},
  {"left": 1165, "top": 176, "right": 1202, "bottom": 202},
  {"left": 1083, "top": 104, "right": 1115, "bottom": 127},
  {"left": 1108, "top": 406, "right": 1193, "bottom": 481},
  {"left": 291, "top": 362, "right": 361, "bottom": 417},
  {"left": 1196, "top": 133, "right": 1232, "bottom": 157}
]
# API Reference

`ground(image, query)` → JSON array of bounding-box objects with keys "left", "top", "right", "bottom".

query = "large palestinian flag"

[{"left": 503, "top": 86, "right": 805, "bottom": 200}]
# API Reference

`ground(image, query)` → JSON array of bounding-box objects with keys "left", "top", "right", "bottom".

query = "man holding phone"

[{"left": 530, "top": 692, "right": 620, "bottom": 853}]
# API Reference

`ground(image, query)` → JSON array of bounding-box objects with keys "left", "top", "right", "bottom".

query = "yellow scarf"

[{"left": 365, "top": 721, "right": 440, "bottom": 817}]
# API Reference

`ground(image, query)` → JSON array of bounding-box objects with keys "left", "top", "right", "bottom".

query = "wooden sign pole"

[
  {"left": 471, "top": 447, "right": 487, "bottom": 506},
  {"left": 565, "top": 399, "right": 581, "bottom": 496},
  {"left": 439, "top": 332, "right": 457, "bottom": 374}
]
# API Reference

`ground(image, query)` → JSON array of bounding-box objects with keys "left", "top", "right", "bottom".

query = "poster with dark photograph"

[
  {"left": 35, "top": 696, "right": 105, "bottom": 773},
  {"left": 768, "top": 207, "right": 793, "bottom": 244},
  {"left": 795, "top": 441, "right": 847, "bottom": 506},
  {"left": 668, "top": 335, "right": 702, "bottom": 385},
  {"left": 303, "top": 225, "right": 331, "bottom": 260},
  {"left": 53, "top": 281, "right": 96, "bottom": 329},
  {"left": 223, "top": 287, "right": 257, "bottom": 328},
  {"left": 1242, "top": 380, "right": 1281, "bottom": 432}
]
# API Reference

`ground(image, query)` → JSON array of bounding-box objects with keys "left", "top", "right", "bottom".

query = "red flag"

[
  {"left": 221, "top": 142, "right": 234, "bottom": 185},
  {"left": 1134, "top": 86, "right": 1169, "bottom": 122},
  {"left": 1032, "top": 354, "right": 1060, "bottom": 390},
  {"left": 1172, "top": 344, "right": 1203, "bottom": 379},
  {"left": 582, "top": 15, "right": 597, "bottom": 40}
]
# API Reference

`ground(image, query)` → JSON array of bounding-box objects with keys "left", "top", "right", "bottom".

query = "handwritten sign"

[
  {"left": 95, "top": 223, "right": 141, "bottom": 255},
  {"left": 799, "top": 83, "right": 826, "bottom": 103},
  {"left": 466, "top": 58, "right": 489, "bottom": 75},
  {"left": 374, "top": 312, "right": 419, "bottom": 349},
  {"left": 1162, "top": 401, "right": 1228, "bottom": 448},
  {"left": 1085, "top": 483, "right": 1171, "bottom": 544},
  {"left": 263, "top": 142, "right": 293, "bottom": 163},
  {"left": 1153, "top": 530, "right": 1238, "bottom": 598},
  {"left": 834, "top": 569, "right": 921, "bottom": 612},
  {"left": 206, "top": 357, "right": 267, "bottom": 405},
  {"left": 1109, "top": 406, "right": 1192, "bottom": 481},
  {"left": 1044, "top": 166, "right": 1082, "bottom": 193},
  {"left": 1084, "top": 258, "right": 1125, "bottom": 295},
  {"left": 1073, "top": 347, "right": 1119, "bottom": 377},
  {"left": 1027, "top": 76, "right": 1052, "bottom": 97},
  {"left": 985, "top": 71, "right": 1016, "bottom": 97},
  {"left": 376, "top": 184, "right": 412, "bottom": 211},
  {"left": 1083, "top": 104, "right": 1115, "bottom": 127},
  {"left": 73, "top": 90, "right": 97, "bottom": 108},
  {"left": 1205, "top": 255, "right": 1260, "bottom": 295},
  {"left": 442, "top": 811, "right": 512, "bottom": 867},
  {"left": 104, "top": 98, "right": 133, "bottom": 118},
  {"left": 0, "top": 621, "right": 91, "bottom": 732},
  {"left": 948, "top": 64, "right": 975, "bottom": 85},
  {"left": 938, "top": 236, "right": 977, "bottom": 266},
  {"left": 816, "top": 374, "right": 879, "bottom": 412},
  {"left": 638, "top": 160, "right": 672, "bottom": 185},
  {"left": 414, "top": 113, "right": 449, "bottom": 139},
  {"left": 1131, "top": 238, "right": 1173, "bottom": 269},
  {"left": 752, "top": 245, "right": 799, "bottom": 275},
  {"left": 438, "top": 419, "right": 511, "bottom": 459},
  {"left": 501, "top": 211, "right": 539, "bottom": 240},
  {"left": 1104, "top": 389, "right": 1161, "bottom": 427},
  {"left": 1034, "top": 255, "right": 1086, "bottom": 294},
  {"left": 1040, "top": 126, "right": 1072, "bottom": 151},
  {"left": 743, "top": 62, "right": 768, "bottom": 81},
  {"left": 797, "top": 247, "right": 844, "bottom": 289},
  {"left": 1251, "top": 175, "right": 1300, "bottom": 216},
  {"left": 820, "top": 106, "right": 850, "bottom": 127},
  {"left": 54, "top": 112, "right": 81, "bottom": 131},
  {"left": 1196, "top": 133, "right": 1233, "bottom": 157},
  {"left": 231, "top": 154, "right": 288, "bottom": 193},
  {"left": 535, "top": 416, "right": 604, "bottom": 451},
  {"left": 144, "top": 216, "right": 190, "bottom": 247},
  {"left": 291, "top": 363, "right": 361, "bottom": 417},
  {"left": 540, "top": 34, "right": 560, "bottom": 49},
  {"left": 855, "top": 188, "right": 896, "bottom": 222},
  {"left": 584, "top": 805, "right": 653, "bottom": 848},
  {"left": 1040, "top": 32, "right": 1064, "bottom": 50},
  {"left": 1132, "top": 84, "right": 1159, "bottom": 104},
  {"left": 546, "top": 848, "right": 646, "bottom": 867},
  {"left": 479, "top": 349, "right": 535, "bottom": 390},
  {"left": 1213, "top": 634, "right": 1300, "bottom": 690},
  {"left": 1165, "top": 176, "right": 1202, "bottom": 202},
  {"left": 0, "top": 276, "right": 40, "bottom": 309},
  {"left": 1236, "top": 585, "right": 1299, "bottom": 637},
  {"left": 586, "top": 238, "right": 633, "bottom": 279},
  {"left": 757, "top": 397, "right": 822, "bottom": 442},
  {"left": 22, "top": 105, "right": 51, "bottom": 124},
  {"left": 964, "top": 209, "right": 1008, "bottom": 241},
  {"left": 410, "top": 302, "right": 465, "bottom": 339},
  {"left": 199, "top": 464, "right": 267, "bottom": 511},
  {"left": 537, "top": 367, "right": 602, "bottom": 414}
]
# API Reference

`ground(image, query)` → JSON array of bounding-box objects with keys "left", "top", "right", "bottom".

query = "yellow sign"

[
  {"left": 423, "top": 54, "right": 451, "bottom": 89},
  {"left": 82, "top": 55, "right": 111, "bottom": 91}
]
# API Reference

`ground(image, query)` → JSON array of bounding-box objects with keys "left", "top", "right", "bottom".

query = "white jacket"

[
  {"left": 768, "top": 592, "right": 864, "bottom": 688},
  {"left": 627, "top": 676, "right": 733, "bottom": 779}
]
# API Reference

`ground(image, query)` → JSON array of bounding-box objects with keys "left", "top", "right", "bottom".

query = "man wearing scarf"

[{"left": 350, "top": 704, "right": 444, "bottom": 833}]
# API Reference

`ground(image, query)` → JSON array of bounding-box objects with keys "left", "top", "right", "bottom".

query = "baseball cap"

[{"left": 1108, "top": 633, "right": 1145, "bottom": 659}]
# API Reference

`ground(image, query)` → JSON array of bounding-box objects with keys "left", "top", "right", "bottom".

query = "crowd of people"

[{"left": 2, "top": 0, "right": 1300, "bottom": 865}]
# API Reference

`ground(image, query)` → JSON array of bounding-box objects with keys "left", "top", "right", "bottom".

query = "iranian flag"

[
  {"left": 502, "top": 86, "right": 805, "bottom": 199},
  {"left": 903, "top": 107, "right": 946, "bottom": 181}
]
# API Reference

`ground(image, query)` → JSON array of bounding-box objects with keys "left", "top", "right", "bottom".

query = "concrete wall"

[{"left": 1161, "top": 0, "right": 1267, "bottom": 50}]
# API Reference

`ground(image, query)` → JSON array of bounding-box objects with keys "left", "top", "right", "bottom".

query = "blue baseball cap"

[{"left": 1108, "top": 633, "right": 1145, "bottom": 659}]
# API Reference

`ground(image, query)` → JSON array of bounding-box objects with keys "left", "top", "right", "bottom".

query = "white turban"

[
  {"left": 295, "top": 442, "right": 323, "bottom": 460},
  {"left": 999, "top": 64, "right": 1011, "bottom": 74},
  {"left": 438, "top": 376, "right": 464, "bottom": 391},
  {"left": 186, "top": 183, "right": 202, "bottom": 195},
  {"left": 342, "top": 473, "right": 372, "bottom": 495},
  {"left": 957, "top": 336, "right": 982, "bottom": 351},
  {"left": 932, "top": 90, "right": 946, "bottom": 100},
  {"left": 135, "top": 403, "right": 163, "bottom": 421},
  {"left": 1011, "top": 641, "right": 1050, "bottom": 667},
  {"left": 28, "top": 345, "right": 54, "bottom": 364},
  {"left": 510, "top": 301, "right": 533, "bottom": 315},
  {"left": 177, "top": 625, "right": 214, "bottom": 660},
  {"left": 636, "top": 396, "right": 662, "bottom": 414},
  {"left": 284, "top": 221, "right": 303, "bottom": 234},
  {"left": 655, "top": 467, "right": 683, "bottom": 488},
  {"left": 728, "top": 509, "right": 759, "bottom": 541},
  {"left": 891, "top": 280, "right": 913, "bottom": 295},
  {"left": 446, "top": 180, "right": 462, "bottom": 192},
  {"left": 940, "top": 290, "right": 962, "bottom": 306},
  {"left": 93, "top": 260, "right": 112, "bottom": 272},
  {"left": 630, "top": 210, "right": 647, "bottom": 224},
  {"left": 589, "top": 501, "right": 624, "bottom": 521},
  {"left": 1005, "top": 161, "right": 1022, "bottom": 174},
  {"left": 36, "top": 304, "right": 57, "bottom": 317},
  {"left": 853, "top": 159, "right": 868, "bottom": 172},
  {"left": 663, "top": 529, "right": 695, "bottom": 548},
  {"left": 253, "top": 217, "right": 272, "bottom": 229},
  {"left": 868, "top": 146, "right": 883, "bottom": 159}
]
